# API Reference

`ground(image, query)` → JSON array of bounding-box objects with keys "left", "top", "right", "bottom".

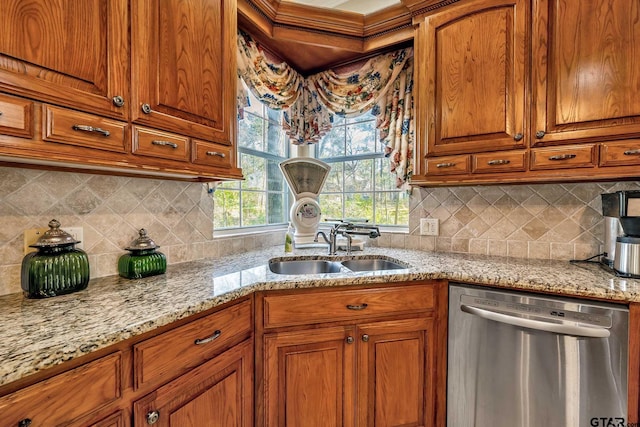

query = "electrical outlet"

[
  {"left": 419, "top": 218, "right": 439, "bottom": 236},
  {"left": 24, "top": 228, "right": 48, "bottom": 255},
  {"left": 23, "top": 226, "right": 84, "bottom": 254}
]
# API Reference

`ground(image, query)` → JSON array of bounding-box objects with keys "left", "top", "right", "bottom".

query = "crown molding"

[{"left": 237, "top": 0, "right": 452, "bottom": 73}]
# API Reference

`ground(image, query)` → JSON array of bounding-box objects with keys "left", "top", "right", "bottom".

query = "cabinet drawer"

[
  {"left": 134, "top": 299, "right": 252, "bottom": 390},
  {"left": 43, "top": 105, "right": 127, "bottom": 152},
  {"left": 0, "top": 93, "right": 33, "bottom": 138},
  {"left": 530, "top": 144, "right": 597, "bottom": 170},
  {"left": 425, "top": 155, "right": 470, "bottom": 175},
  {"left": 0, "top": 352, "right": 122, "bottom": 426},
  {"left": 192, "top": 139, "right": 233, "bottom": 169},
  {"left": 263, "top": 284, "right": 435, "bottom": 329},
  {"left": 132, "top": 126, "right": 189, "bottom": 162},
  {"left": 472, "top": 150, "right": 527, "bottom": 173},
  {"left": 600, "top": 140, "right": 640, "bottom": 167}
]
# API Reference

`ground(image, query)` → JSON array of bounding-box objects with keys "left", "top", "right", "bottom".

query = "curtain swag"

[{"left": 236, "top": 30, "right": 414, "bottom": 188}]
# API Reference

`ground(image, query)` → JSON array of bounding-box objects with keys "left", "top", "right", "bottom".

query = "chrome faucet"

[{"left": 314, "top": 221, "right": 380, "bottom": 255}]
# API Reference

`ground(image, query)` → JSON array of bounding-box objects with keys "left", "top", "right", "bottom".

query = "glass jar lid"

[
  {"left": 30, "top": 219, "right": 79, "bottom": 248},
  {"left": 125, "top": 229, "right": 160, "bottom": 251}
]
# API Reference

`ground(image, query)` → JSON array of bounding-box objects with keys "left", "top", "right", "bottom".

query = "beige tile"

[
  {"left": 469, "top": 239, "right": 488, "bottom": 255},
  {"left": 389, "top": 233, "right": 405, "bottom": 248},
  {"left": 528, "top": 241, "right": 550, "bottom": 259},
  {"left": 488, "top": 240, "right": 507, "bottom": 257},
  {"left": 420, "top": 236, "right": 436, "bottom": 251},
  {"left": 435, "top": 237, "right": 452, "bottom": 252},
  {"left": 451, "top": 238, "right": 469, "bottom": 253},
  {"left": 0, "top": 264, "right": 21, "bottom": 295},
  {"left": 574, "top": 243, "right": 601, "bottom": 260},
  {"left": 550, "top": 243, "right": 574, "bottom": 260},
  {"left": 522, "top": 218, "right": 549, "bottom": 240},
  {"left": 404, "top": 235, "right": 421, "bottom": 250},
  {"left": 507, "top": 241, "right": 528, "bottom": 258}
]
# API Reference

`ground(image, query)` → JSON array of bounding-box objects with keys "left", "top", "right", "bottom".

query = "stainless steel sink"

[
  {"left": 268, "top": 259, "right": 342, "bottom": 275},
  {"left": 268, "top": 256, "right": 410, "bottom": 275},
  {"left": 340, "top": 258, "right": 407, "bottom": 272}
]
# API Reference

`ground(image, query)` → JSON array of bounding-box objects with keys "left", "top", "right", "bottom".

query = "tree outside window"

[
  {"left": 317, "top": 113, "right": 408, "bottom": 226},
  {"left": 214, "top": 89, "right": 289, "bottom": 229}
]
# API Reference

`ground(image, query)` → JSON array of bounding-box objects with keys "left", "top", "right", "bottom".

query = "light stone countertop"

[{"left": 1, "top": 246, "right": 639, "bottom": 388}]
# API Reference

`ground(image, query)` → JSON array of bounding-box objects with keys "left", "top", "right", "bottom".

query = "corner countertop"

[{"left": 1, "top": 246, "right": 639, "bottom": 388}]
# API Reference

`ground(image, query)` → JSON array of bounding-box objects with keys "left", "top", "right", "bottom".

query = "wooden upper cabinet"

[
  {"left": 531, "top": 0, "right": 640, "bottom": 146},
  {"left": 418, "top": 0, "right": 528, "bottom": 157},
  {"left": 0, "top": 0, "right": 128, "bottom": 120},
  {"left": 131, "top": 0, "right": 237, "bottom": 145}
]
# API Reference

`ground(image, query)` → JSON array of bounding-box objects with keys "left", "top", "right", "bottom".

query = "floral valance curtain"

[{"left": 236, "top": 30, "right": 414, "bottom": 188}]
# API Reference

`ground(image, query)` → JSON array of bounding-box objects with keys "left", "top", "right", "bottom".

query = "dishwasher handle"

[{"left": 460, "top": 304, "right": 610, "bottom": 338}]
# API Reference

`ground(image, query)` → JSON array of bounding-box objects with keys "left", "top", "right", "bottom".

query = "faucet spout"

[{"left": 314, "top": 231, "right": 330, "bottom": 244}]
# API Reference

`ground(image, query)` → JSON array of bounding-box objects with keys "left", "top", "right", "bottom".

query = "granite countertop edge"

[{"left": 1, "top": 246, "right": 638, "bottom": 388}]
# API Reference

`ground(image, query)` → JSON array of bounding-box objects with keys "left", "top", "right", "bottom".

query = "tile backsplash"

[
  {"left": 1, "top": 165, "right": 638, "bottom": 296},
  {"left": 375, "top": 181, "right": 640, "bottom": 260},
  {"left": 0, "top": 167, "right": 280, "bottom": 296}
]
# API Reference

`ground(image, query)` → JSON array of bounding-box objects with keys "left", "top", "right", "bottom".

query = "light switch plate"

[{"left": 419, "top": 218, "right": 439, "bottom": 236}]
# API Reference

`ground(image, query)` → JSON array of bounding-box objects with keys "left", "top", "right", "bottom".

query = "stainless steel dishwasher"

[{"left": 447, "top": 283, "right": 629, "bottom": 427}]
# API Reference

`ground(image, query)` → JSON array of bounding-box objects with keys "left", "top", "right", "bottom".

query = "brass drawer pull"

[
  {"left": 206, "top": 151, "right": 226, "bottom": 158},
  {"left": 346, "top": 303, "right": 368, "bottom": 311},
  {"left": 436, "top": 162, "right": 456, "bottom": 168},
  {"left": 194, "top": 329, "right": 221, "bottom": 345},
  {"left": 624, "top": 149, "right": 640, "bottom": 156},
  {"left": 487, "top": 159, "right": 511, "bottom": 166},
  {"left": 72, "top": 124, "right": 110, "bottom": 137},
  {"left": 548, "top": 153, "right": 576, "bottom": 161},
  {"left": 151, "top": 140, "right": 179, "bottom": 149}
]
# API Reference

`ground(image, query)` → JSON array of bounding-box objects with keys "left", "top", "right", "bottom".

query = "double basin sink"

[{"left": 268, "top": 256, "right": 409, "bottom": 275}]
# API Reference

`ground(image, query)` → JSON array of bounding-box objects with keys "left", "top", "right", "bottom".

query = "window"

[
  {"left": 213, "top": 89, "right": 289, "bottom": 229},
  {"left": 317, "top": 113, "right": 409, "bottom": 227}
]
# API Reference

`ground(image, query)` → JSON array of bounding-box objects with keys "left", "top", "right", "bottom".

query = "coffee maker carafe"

[{"left": 601, "top": 190, "right": 640, "bottom": 270}]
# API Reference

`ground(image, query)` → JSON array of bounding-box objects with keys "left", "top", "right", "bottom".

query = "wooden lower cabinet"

[
  {"left": 357, "top": 318, "right": 434, "bottom": 427},
  {"left": 133, "top": 338, "right": 253, "bottom": 427},
  {"left": 258, "top": 281, "right": 446, "bottom": 427},
  {"left": 264, "top": 326, "right": 355, "bottom": 427}
]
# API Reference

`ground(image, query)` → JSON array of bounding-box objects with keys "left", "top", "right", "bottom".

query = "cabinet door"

[
  {"left": 532, "top": 0, "right": 640, "bottom": 145},
  {"left": 131, "top": 0, "right": 236, "bottom": 145},
  {"left": 0, "top": 0, "right": 128, "bottom": 119},
  {"left": 263, "top": 326, "right": 356, "bottom": 427},
  {"left": 418, "top": 0, "right": 528, "bottom": 157},
  {"left": 356, "top": 318, "right": 434, "bottom": 427},
  {"left": 133, "top": 339, "right": 253, "bottom": 427}
]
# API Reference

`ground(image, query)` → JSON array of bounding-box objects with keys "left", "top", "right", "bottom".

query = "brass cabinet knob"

[
  {"left": 112, "top": 96, "right": 125, "bottom": 107},
  {"left": 146, "top": 410, "right": 160, "bottom": 425}
]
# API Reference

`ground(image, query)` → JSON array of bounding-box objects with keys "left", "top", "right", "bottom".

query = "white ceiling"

[{"left": 283, "top": 0, "right": 401, "bottom": 14}]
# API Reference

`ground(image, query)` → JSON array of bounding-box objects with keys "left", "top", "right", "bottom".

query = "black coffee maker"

[{"left": 601, "top": 190, "right": 640, "bottom": 268}]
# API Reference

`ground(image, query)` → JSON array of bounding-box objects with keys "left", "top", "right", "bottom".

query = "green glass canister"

[
  {"left": 21, "top": 219, "right": 90, "bottom": 298},
  {"left": 118, "top": 229, "right": 166, "bottom": 279}
]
